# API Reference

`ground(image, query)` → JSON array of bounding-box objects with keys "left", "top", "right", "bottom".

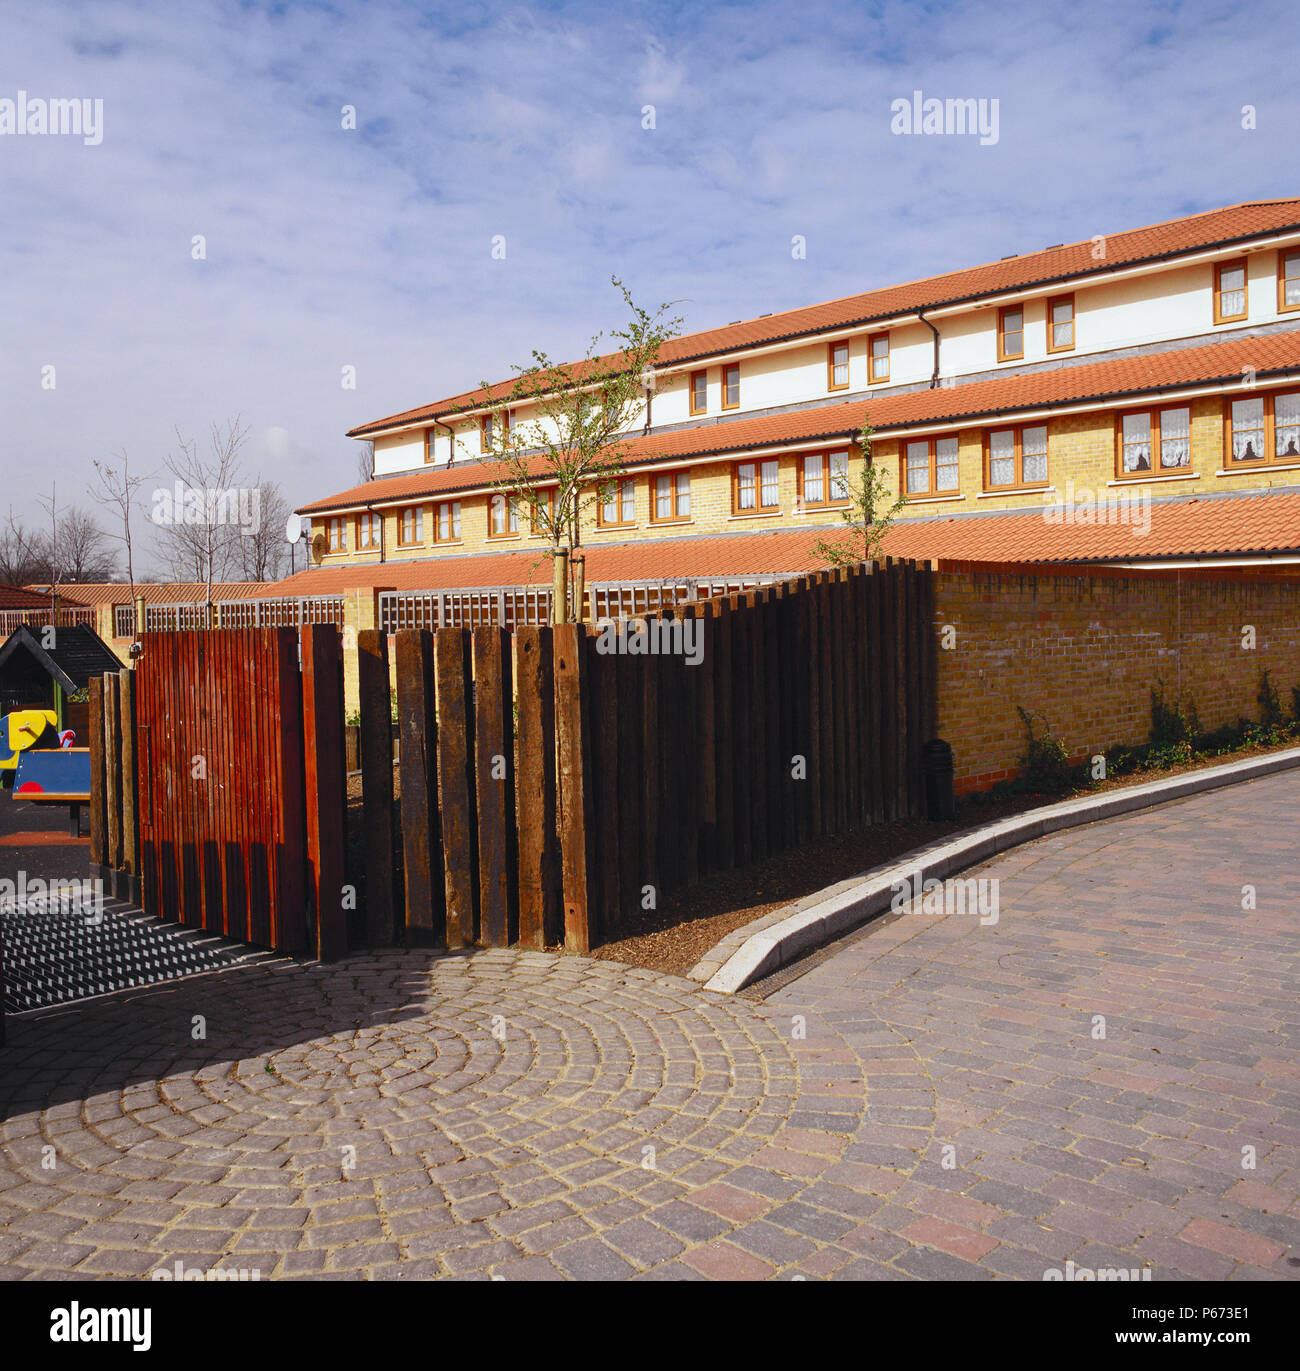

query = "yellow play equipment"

[{"left": 0, "top": 708, "right": 59, "bottom": 774}]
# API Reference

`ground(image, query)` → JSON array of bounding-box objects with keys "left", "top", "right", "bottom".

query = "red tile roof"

[
  {"left": 24, "top": 581, "right": 270, "bottom": 607},
  {"left": 273, "top": 489, "right": 1300, "bottom": 599},
  {"left": 0, "top": 585, "right": 87, "bottom": 609},
  {"left": 347, "top": 199, "right": 1300, "bottom": 438},
  {"left": 301, "top": 327, "right": 1300, "bottom": 515},
  {"left": 881, "top": 490, "right": 1300, "bottom": 563},
  {"left": 273, "top": 528, "right": 830, "bottom": 596}
]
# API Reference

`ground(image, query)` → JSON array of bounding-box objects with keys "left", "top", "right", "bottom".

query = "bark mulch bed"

[{"left": 591, "top": 736, "right": 1300, "bottom": 977}]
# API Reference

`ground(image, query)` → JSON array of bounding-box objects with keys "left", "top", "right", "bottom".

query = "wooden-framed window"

[
  {"left": 480, "top": 414, "right": 495, "bottom": 449},
  {"left": 997, "top": 305, "right": 1024, "bottom": 362},
  {"left": 327, "top": 516, "right": 347, "bottom": 552},
  {"left": 357, "top": 511, "right": 380, "bottom": 550},
  {"left": 489, "top": 493, "right": 521, "bottom": 537},
  {"left": 689, "top": 370, "right": 708, "bottom": 416},
  {"left": 1279, "top": 250, "right": 1300, "bottom": 313},
  {"left": 733, "top": 459, "right": 780, "bottom": 514},
  {"left": 827, "top": 341, "right": 850, "bottom": 391},
  {"left": 801, "top": 451, "right": 851, "bottom": 506},
  {"left": 398, "top": 505, "right": 424, "bottom": 546},
  {"left": 869, "top": 332, "right": 890, "bottom": 383},
  {"left": 529, "top": 488, "right": 554, "bottom": 535},
  {"left": 1214, "top": 258, "right": 1247, "bottom": 323},
  {"left": 1277, "top": 392, "right": 1300, "bottom": 462},
  {"left": 651, "top": 470, "right": 691, "bottom": 523},
  {"left": 1046, "top": 294, "right": 1075, "bottom": 353},
  {"left": 1116, "top": 406, "right": 1191, "bottom": 477},
  {"left": 903, "top": 435, "right": 960, "bottom": 495},
  {"left": 722, "top": 363, "right": 740, "bottom": 410},
  {"left": 985, "top": 423, "right": 1048, "bottom": 490},
  {"left": 1225, "top": 389, "right": 1300, "bottom": 467},
  {"left": 435, "top": 501, "right": 462, "bottom": 542},
  {"left": 425, "top": 429, "right": 439, "bottom": 464},
  {"left": 598, "top": 478, "right": 636, "bottom": 528}
]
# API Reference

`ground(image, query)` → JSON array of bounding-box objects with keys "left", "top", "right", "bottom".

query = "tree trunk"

[
  {"left": 551, "top": 544, "right": 570, "bottom": 625},
  {"left": 571, "top": 550, "right": 586, "bottom": 624}
]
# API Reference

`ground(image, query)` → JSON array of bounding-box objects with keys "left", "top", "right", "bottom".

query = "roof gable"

[{"left": 0, "top": 624, "right": 123, "bottom": 692}]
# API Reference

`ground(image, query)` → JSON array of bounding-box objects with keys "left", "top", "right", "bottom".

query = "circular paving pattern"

[{"left": 1, "top": 948, "right": 915, "bottom": 1280}]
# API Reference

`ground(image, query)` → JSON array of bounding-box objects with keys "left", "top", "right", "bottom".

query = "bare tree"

[
  {"left": 30, "top": 484, "right": 63, "bottom": 621},
  {"left": 56, "top": 506, "right": 116, "bottom": 583},
  {"left": 236, "top": 478, "right": 291, "bottom": 582},
  {"left": 357, "top": 440, "right": 376, "bottom": 483},
  {"left": 0, "top": 515, "right": 52, "bottom": 585},
  {"left": 90, "top": 451, "right": 152, "bottom": 637},
  {"left": 0, "top": 504, "right": 112, "bottom": 585},
  {"left": 152, "top": 417, "right": 251, "bottom": 613},
  {"left": 3, "top": 488, "right": 64, "bottom": 592}
]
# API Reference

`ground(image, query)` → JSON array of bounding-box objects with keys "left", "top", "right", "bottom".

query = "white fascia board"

[{"left": 1106, "top": 554, "right": 1300, "bottom": 568}]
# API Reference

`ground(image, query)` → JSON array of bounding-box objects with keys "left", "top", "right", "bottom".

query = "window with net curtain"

[
  {"left": 1159, "top": 408, "right": 1190, "bottom": 467},
  {"left": 906, "top": 437, "right": 959, "bottom": 493},
  {"left": 1021, "top": 427, "right": 1048, "bottom": 483},
  {"left": 654, "top": 472, "right": 690, "bottom": 520},
  {"left": 736, "top": 460, "right": 779, "bottom": 510},
  {"left": 601, "top": 479, "right": 635, "bottom": 525},
  {"left": 1276, "top": 393, "right": 1300, "bottom": 459},
  {"left": 1121, "top": 413, "right": 1152, "bottom": 472},
  {"left": 1231, "top": 397, "right": 1265, "bottom": 462},
  {"left": 491, "top": 494, "right": 520, "bottom": 534},
  {"left": 988, "top": 426, "right": 1046, "bottom": 486}
]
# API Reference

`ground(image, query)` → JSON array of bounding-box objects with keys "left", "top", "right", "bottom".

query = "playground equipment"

[
  {"left": 0, "top": 709, "right": 60, "bottom": 775},
  {"left": 12, "top": 747, "right": 92, "bottom": 836}
]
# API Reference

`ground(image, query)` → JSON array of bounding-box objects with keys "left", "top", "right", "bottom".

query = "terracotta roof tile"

[
  {"left": 273, "top": 489, "right": 1300, "bottom": 598},
  {"left": 0, "top": 584, "right": 87, "bottom": 609},
  {"left": 23, "top": 581, "right": 270, "bottom": 607},
  {"left": 881, "top": 490, "right": 1300, "bottom": 563},
  {"left": 301, "top": 327, "right": 1300, "bottom": 515},
  {"left": 348, "top": 199, "right": 1300, "bottom": 437}
]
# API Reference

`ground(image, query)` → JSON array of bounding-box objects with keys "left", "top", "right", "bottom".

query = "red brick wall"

[{"left": 934, "top": 561, "right": 1300, "bottom": 792}]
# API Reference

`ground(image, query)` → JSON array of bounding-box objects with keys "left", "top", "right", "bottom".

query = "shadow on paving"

[{"left": 0, "top": 946, "right": 472, "bottom": 1120}]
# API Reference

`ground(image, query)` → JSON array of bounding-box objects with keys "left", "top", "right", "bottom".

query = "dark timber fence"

[
  {"left": 362, "top": 557, "right": 934, "bottom": 955},
  {"left": 81, "top": 559, "right": 934, "bottom": 966},
  {"left": 567, "top": 558, "right": 936, "bottom": 949}
]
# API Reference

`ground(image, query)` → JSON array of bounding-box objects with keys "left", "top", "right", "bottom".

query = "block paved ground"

[{"left": 1, "top": 770, "right": 1298, "bottom": 1280}]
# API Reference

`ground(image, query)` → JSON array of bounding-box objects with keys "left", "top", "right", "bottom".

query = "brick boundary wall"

[{"left": 933, "top": 560, "right": 1300, "bottom": 793}]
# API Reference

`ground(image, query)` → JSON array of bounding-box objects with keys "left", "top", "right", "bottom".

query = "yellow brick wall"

[
  {"left": 310, "top": 453, "right": 869, "bottom": 569},
  {"left": 935, "top": 566, "right": 1300, "bottom": 792}
]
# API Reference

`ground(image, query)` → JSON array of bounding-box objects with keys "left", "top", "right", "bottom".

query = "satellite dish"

[
  {"left": 286, "top": 512, "right": 303, "bottom": 544},
  {"left": 310, "top": 533, "right": 327, "bottom": 565}
]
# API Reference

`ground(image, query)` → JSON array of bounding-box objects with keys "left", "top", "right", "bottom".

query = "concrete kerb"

[{"left": 698, "top": 745, "right": 1300, "bottom": 995}]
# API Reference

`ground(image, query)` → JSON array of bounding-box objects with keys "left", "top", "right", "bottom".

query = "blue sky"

[{"left": 1, "top": 0, "right": 1296, "bottom": 567}]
